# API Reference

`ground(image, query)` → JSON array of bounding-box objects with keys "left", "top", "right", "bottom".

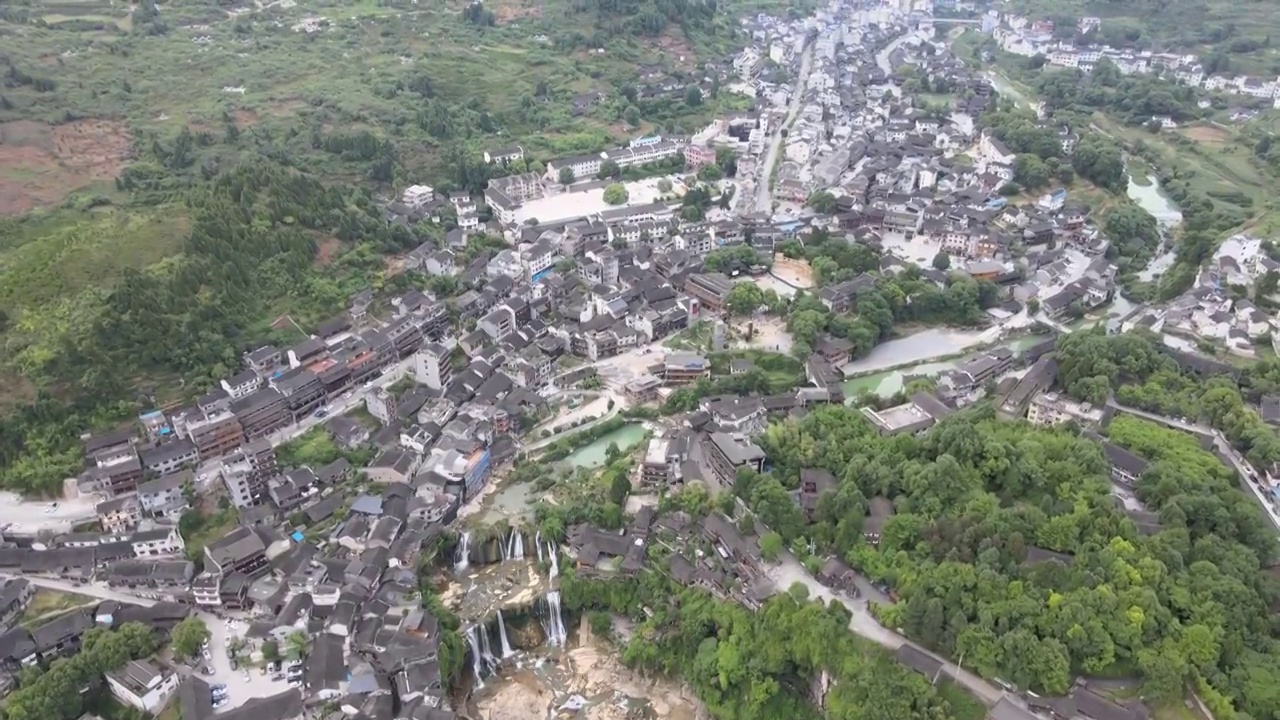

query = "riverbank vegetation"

[
  {"left": 734, "top": 400, "right": 1278, "bottom": 715},
  {"left": 560, "top": 569, "right": 973, "bottom": 720}
]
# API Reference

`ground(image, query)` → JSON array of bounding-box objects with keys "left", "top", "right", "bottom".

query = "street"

[
  {"left": 1107, "top": 399, "right": 1280, "bottom": 532},
  {"left": 766, "top": 555, "right": 1012, "bottom": 707},
  {"left": 752, "top": 42, "right": 816, "bottom": 214}
]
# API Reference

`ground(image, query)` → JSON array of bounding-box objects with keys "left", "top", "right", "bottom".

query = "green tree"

[
  {"left": 697, "top": 163, "right": 723, "bottom": 182},
  {"left": 760, "top": 531, "right": 783, "bottom": 561},
  {"left": 726, "top": 283, "right": 765, "bottom": 316},
  {"left": 262, "top": 639, "right": 281, "bottom": 663},
  {"left": 931, "top": 252, "right": 951, "bottom": 271},
  {"left": 603, "top": 183, "right": 629, "bottom": 205},
  {"left": 598, "top": 159, "right": 621, "bottom": 180},
  {"left": 170, "top": 617, "right": 211, "bottom": 659},
  {"left": 558, "top": 167, "right": 575, "bottom": 185},
  {"left": 685, "top": 86, "right": 703, "bottom": 107},
  {"left": 807, "top": 191, "right": 837, "bottom": 214}
]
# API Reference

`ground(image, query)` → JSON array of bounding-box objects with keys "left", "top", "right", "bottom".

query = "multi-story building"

[
  {"left": 684, "top": 273, "right": 735, "bottom": 314},
  {"left": 229, "top": 388, "right": 289, "bottom": 442},
  {"left": 139, "top": 439, "right": 198, "bottom": 478},
  {"left": 130, "top": 528, "right": 185, "bottom": 558},
  {"left": 137, "top": 473, "right": 190, "bottom": 519},
  {"left": 1027, "top": 392, "right": 1103, "bottom": 427},
  {"left": 84, "top": 449, "right": 145, "bottom": 498},
  {"left": 366, "top": 387, "right": 398, "bottom": 426},
  {"left": 662, "top": 352, "right": 710, "bottom": 386},
  {"left": 204, "top": 527, "right": 269, "bottom": 578},
  {"left": 414, "top": 342, "right": 453, "bottom": 391},
  {"left": 703, "top": 433, "right": 766, "bottom": 487},
  {"left": 96, "top": 496, "right": 142, "bottom": 534},
  {"left": 272, "top": 369, "right": 326, "bottom": 423},
  {"left": 185, "top": 409, "right": 244, "bottom": 460}
]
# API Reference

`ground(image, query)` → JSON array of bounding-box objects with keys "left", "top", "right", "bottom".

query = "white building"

[
  {"left": 106, "top": 660, "right": 180, "bottom": 713},
  {"left": 401, "top": 185, "right": 435, "bottom": 208},
  {"left": 1027, "top": 392, "right": 1103, "bottom": 427},
  {"left": 414, "top": 342, "right": 452, "bottom": 391}
]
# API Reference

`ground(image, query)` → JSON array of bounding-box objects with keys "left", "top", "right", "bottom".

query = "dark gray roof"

[{"left": 206, "top": 526, "right": 267, "bottom": 567}]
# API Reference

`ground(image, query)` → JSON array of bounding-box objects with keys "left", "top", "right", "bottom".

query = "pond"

[
  {"left": 841, "top": 334, "right": 1047, "bottom": 399},
  {"left": 1125, "top": 173, "right": 1182, "bottom": 226},
  {"left": 563, "top": 424, "right": 648, "bottom": 468},
  {"left": 471, "top": 482, "right": 539, "bottom": 525}
]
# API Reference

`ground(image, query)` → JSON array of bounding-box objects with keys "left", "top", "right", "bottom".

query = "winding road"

[{"left": 768, "top": 555, "right": 1014, "bottom": 707}]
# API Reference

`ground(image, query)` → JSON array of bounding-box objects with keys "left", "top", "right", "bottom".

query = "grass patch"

[
  {"left": 0, "top": 206, "right": 189, "bottom": 315},
  {"left": 20, "top": 588, "right": 92, "bottom": 625},
  {"left": 937, "top": 681, "right": 987, "bottom": 720}
]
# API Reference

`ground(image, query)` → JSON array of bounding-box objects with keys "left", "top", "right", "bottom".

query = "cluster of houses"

[{"left": 992, "top": 12, "right": 1280, "bottom": 108}]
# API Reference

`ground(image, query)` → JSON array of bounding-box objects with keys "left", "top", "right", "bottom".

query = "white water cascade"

[
  {"left": 478, "top": 619, "right": 498, "bottom": 671},
  {"left": 548, "top": 542, "right": 559, "bottom": 579},
  {"left": 454, "top": 531, "right": 472, "bottom": 573},
  {"left": 466, "top": 624, "right": 484, "bottom": 685},
  {"left": 544, "top": 590, "right": 567, "bottom": 647},
  {"left": 497, "top": 609, "right": 514, "bottom": 658},
  {"left": 507, "top": 529, "right": 525, "bottom": 560},
  {"left": 535, "top": 530, "right": 544, "bottom": 563}
]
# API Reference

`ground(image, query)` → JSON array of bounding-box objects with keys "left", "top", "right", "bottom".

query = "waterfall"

[
  {"left": 536, "top": 530, "right": 544, "bottom": 563},
  {"left": 454, "top": 531, "right": 471, "bottom": 573},
  {"left": 512, "top": 530, "right": 525, "bottom": 560},
  {"left": 466, "top": 624, "right": 484, "bottom": 686},
  {"left": 544, "top": 591, "right": 567, "bottom": 647},
  {"left": 497, "top": 609, "right": 514, "bottom": 658},
  {"left": 478, "top": 620, "right": 498, "bottom": 671},
  {"left": 500, "top": 533, "right": 509, "bottom": 561},
  {"left": 548, "top": 542, "right": 559, "bottom": 580}
]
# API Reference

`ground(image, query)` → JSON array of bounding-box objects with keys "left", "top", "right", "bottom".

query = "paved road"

[
  {"left": 15, "top": 575, "right": 291, "bottom": 711},
  {"left": 767, "top": 556, "right": 1013, "bottom": 707},
  {"left": 874, "top": 31, "right": 911, "bottom": 95},
  {"left": 752, "top": 42, "right": 816, "bottom": 214},
  {"left": 1107, "top": 400, "right": 1280, "bottom": 532}
]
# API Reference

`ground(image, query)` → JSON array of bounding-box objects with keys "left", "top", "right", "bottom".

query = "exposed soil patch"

[
  {"left": 384, "top": 255, "right": 407, "bottom": 276},
  {"left": 0, "top": 119, "right": 133, "bottom": 215},
  {"left": 1181, "top": 124, "right": 1230, "bottom": 144},
  {"left": 655, "top": 28, "right": 696, "bottom": 68},
  {"left": 315, "top": 236, "right": 340, "bottom": 265},
  {"left": 491, "top": 0, "right": 542, "bottom": 23},
  {"left": 232, "top": 108, "right": 260, "bottom": 128}
]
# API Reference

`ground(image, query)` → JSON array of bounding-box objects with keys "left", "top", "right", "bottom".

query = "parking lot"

[{"left": 205, "top": 616, "right": 296, "bottom": 712}]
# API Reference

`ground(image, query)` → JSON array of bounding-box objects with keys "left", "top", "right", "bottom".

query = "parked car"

[
  {"left": 201, "top": 666, "right": 215, "bottom": 676},
  {"left": 243, "top": 672, "right": 252, "bottom": 683},
  {"left": 230, "top": 659, "right": 239, "bottom": 671},
  {"left": 212, "top": 698, "right": 228, "bottom": 708},
  {"left": 211, "top": 684, "right": 227, "bottom": 693}
]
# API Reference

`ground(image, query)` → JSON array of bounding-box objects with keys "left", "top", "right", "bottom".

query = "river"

[
  {"left": 839, "top": 326, "right": 1009, "bottom": 378},
  {"left": 842, "top": 334, "right": 1046, "bottom": 398},
  {"left": 564, "top": 424, "right": 648, "bottom": 468}
]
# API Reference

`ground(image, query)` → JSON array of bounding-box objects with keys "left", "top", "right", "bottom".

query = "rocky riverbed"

[{"left": 473, "top": 619, "right": 706, "bottom": 720}]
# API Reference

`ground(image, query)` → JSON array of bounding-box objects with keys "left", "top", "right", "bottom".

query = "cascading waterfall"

[
  {"left": 466, "top": 624, "right": 484, "bottom": 685},
  {"left": 535, "top": 530, "right": 544, "bottom": 563},
  {"left": 500, "top": 533, "right": 509, "bottom": 561},
  {"left": 454, "top": 531, "right": 472, "bottom": 572},
  {"left": 478, "top": 619, "right": 498, "bottom": 671},
  {"left": 544, "top": 590, "right": 567, "bottom": 647},
  {"left": 548, "top": 542, "right": 559, "bottom": 580},
  {"left": 497, "top": 609, "right": 514, "bottom": 658},
  {"left": 511, "top": 530, "right": 525, "bottom": 560}
]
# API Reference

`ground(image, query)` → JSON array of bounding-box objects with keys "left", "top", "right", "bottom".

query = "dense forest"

[
  {"left": 561, "top": 568, "right": 973, "bottom": 720},
  {"left": 730, "top": 400, "right": 1279, "bottom": 718},
  {"left": 1056, "top": 329, "right": 1280, "bottom": 471}
]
